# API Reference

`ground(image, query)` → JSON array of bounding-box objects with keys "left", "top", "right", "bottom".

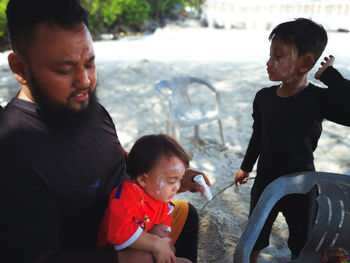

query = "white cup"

[{"left": 193, "top": 174, "right": 212, "bottom": 201}]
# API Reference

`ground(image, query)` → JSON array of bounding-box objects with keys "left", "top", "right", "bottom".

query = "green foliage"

[
  {"left": 0, "top": 0, "right": 9, "bottom": 37},
  {"left": 82, "top": 0, "right": 200, "bottom": 32},
  {"left": 81, "top": 0, "right": 124, "bottom": 31},
  {"left": 118, "top": 0, "right": 151, "bottom": 26},
  {"left": 0, "top": 0, "right": 200, "bottom": 37},
  {"left": 147, "top": 0, "right": 183, "bottom": 20}
]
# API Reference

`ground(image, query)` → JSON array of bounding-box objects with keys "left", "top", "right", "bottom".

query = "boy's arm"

[
  {"left": 240, "top": 94, "right": 261, "bottom": 173},
  {"left": 317, "top": 55, "right": 350, "bottom": 92},
  {"left": 314, "top": 55, "right": 334, "bottom": 80},
  {"left": 316, "top": 55, "right": 350, "bottom": 126}
]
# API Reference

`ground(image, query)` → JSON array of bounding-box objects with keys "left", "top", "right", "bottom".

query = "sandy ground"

[{"left": 1, "top": 23, "right": 350, "bottom": 262}]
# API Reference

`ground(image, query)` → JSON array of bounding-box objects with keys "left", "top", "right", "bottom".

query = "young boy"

[
  {"left": 98, "top": 134, "right": 193, "bottom": 263},
  {"left": 234, "top": 18, "right": 350, "bottom": 262}
]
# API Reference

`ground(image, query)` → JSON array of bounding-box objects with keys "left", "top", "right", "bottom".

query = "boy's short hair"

[
  {"left": 6, "top": 0, "right": 89, "bottom": 55},
  {"left": 126, "top": 134, "right": 190, "bottom": 180},
  {"left": 269, "top": 18, "right": 327, "bottom": 64}
]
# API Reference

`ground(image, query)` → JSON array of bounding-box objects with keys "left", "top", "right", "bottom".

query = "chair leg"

[
  {"left": 173, "top": 123, "right": 181, "bottom": 142},
  {"left": 194, "top": 125, "right": 199, "bottom": 139},
  {"left": 166, "top": 120, "right": 171, "bottom": 134},
  {"left": 218, "top": 119, "right": 225, "bottom": 147}
]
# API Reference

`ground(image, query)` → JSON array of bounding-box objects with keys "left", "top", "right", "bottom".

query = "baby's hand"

[
  {"left": 315, "top": 55, "right": 335, "bottom": 79},
  {"left": 153, "top": 237, "right": 176, "bottom": 263}
]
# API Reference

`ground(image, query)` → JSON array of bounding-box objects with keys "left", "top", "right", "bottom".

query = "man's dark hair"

[
  {"left": 269, "top": 18, "right": 327, "bottom": 64},
  {"left": 6, "top": 0, "right": 89, "bottom": 54},
  {"left": 126, "top": 134, "right": 190, "bottom": 180}
]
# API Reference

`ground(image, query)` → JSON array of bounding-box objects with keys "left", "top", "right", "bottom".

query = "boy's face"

[
  {"left": 266, "top": 38, "right": 301, "bottom": 82},
  {"left": 140, "top": 156, "right": 185, "bottom": 202}
]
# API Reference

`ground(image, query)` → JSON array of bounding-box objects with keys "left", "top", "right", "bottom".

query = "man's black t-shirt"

[{"left": 0, "top": 98, "right": 126, "bottom": 262}]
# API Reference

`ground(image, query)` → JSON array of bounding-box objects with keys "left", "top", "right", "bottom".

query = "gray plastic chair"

[
  {"left": 154, "top": 76, "right": 225, "bottom": 147},
  {"left": 233, "top": 171, "right": 350, "bottom": 263}
]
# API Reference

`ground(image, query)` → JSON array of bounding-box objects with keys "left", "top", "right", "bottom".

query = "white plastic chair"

[
  {"left": 154, "top": 76, "right": 225, "bottom": 147},
  {"left": 233, "top": 171, "right": 350, "bottom": 263}
]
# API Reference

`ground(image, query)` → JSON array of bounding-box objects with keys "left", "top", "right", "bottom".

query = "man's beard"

[{"left": 28, "top": 69, "right": 99, "bottom": 131}]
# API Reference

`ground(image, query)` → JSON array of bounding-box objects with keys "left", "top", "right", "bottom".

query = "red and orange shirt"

[{"left": 98, "top": 180, "right": 174, "bottom": 250}]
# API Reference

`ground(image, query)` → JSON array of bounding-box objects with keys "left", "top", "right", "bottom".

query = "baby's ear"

[
  {"left": 299, "top": 53, "right": 315, "bottom": 73},
  {"left": 136, "top": 173, "right": 148, "bottom": 187}
]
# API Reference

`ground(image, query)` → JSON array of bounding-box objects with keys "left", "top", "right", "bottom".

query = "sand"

[{"left": 1, "top": 23, "right": 350, "bottom": 263}]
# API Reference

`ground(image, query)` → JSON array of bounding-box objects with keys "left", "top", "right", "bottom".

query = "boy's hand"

[
  {"left": 234, "top": 169, "right": 250, "bottom": 187},
  {"left": 315, "top": 55, "right": 335, "bottom": 79},
  {"left": 153, "top": 237, "right": 176, "bottom": 263},
  {"left": 178, "top": 169, "right": 211, "bottom": 194}
]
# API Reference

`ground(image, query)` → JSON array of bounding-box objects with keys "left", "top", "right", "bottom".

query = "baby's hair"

[
  {"left": 269, "top": 18, "right": 327, "bottom": 64},
  {"left": 126, "top": 134, "right": 190, "bottom": 180}
]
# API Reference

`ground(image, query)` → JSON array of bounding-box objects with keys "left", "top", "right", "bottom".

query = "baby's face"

[
  {"left": 142, "top": 156, "right": 185, "bottom": 202},
  {"left": 266, "top": 38, "right": 300, "bottom": 83}
]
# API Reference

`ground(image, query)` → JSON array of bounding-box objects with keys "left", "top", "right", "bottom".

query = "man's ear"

[
  {"left": 8, "top": 52, "right": 29, "bottom": 85},
  {"left": 299, "top": 53, "right": 315, "bottom": 73},
  {"left": 136, "top": 173, "right": 149, "bottom": 188}
]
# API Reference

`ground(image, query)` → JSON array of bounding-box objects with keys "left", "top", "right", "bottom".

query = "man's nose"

[{"left": 74, "top": 67, "right": 91, "bottom": 88}]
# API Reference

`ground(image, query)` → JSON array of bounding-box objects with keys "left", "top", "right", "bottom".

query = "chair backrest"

[
  {"left": 154, "top": 77, "right": 220, "bottom": 118},
  {"left": 233, "top": 171, "right": 350, "bottom": 263}
]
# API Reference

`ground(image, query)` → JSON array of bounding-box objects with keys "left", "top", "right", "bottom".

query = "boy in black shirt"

[{"left": 234, "top": 18, "right": 350, "bottom": 262}]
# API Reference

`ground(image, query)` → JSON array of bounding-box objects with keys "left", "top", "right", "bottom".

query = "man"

[{"left": 0, "top": 0, "right": 208, "bottom": 262}]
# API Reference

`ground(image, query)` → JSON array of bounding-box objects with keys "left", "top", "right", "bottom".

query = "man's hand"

[
  {"left": 315, "top": 55, "right": 335, "bottom": 80},
  {"left": 149, "top": 223, "right": 175, "bottom": 252},
  {"left": 149, "top": 223, "right": 168, "bottom": 238},
  {"left": 178, "top": 169, "right": 211, "bottom": 194},
  {"left": 234, "top": 169, "right": 250, "bottom": 187}
]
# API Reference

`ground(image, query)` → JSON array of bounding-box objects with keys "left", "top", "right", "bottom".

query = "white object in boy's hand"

[{"left": 193, "top": 174, "right": 213, "bottom": 201}]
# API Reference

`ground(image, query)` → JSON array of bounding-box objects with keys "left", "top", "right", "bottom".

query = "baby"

[{"left": 98, "top": 134, "right": 192, "bottom": 263}]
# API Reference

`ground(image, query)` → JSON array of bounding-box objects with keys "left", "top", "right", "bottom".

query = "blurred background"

[
  {"left": 0, "top": 0, "right": 349, "bottom": 50},
  {"left": 0, "top": 1, "right": 349, "bottom": 262}
]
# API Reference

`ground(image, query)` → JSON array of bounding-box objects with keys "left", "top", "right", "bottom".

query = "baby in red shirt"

[{"left": 98, "top": 134, "right": 191, "bottom": 263}]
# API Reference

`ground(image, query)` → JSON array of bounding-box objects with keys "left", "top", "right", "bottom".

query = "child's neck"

[{"left": 277, "top": 75, "right": 308, "bottom": 98}]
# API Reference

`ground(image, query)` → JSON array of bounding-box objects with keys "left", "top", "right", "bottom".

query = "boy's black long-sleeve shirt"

[
  {"left": 0, "top": 99, "right": 126, "bottom": 262},
  {"left": 241, "top": 66, "right": 350, "bottom": 189}
]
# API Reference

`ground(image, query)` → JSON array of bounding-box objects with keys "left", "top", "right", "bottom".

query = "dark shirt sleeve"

[
  {"left": 240, "top": 93, "right": 261, "bottom": 172},
  {"left": 320, "top": 66, "right": 350, "bottom": 126}
]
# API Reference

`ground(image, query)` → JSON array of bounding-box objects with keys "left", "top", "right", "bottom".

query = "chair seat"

[{"left": 173, "top": 108, "right": 219, "bottom": 126}]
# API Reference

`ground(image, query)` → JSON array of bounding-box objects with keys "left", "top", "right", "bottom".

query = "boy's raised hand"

[
  {"left": 315, "top": 55, "right": 335, "bottom": 80},
  {"left": 234, "top": 169, "right": 250, "bottom": 187}
]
